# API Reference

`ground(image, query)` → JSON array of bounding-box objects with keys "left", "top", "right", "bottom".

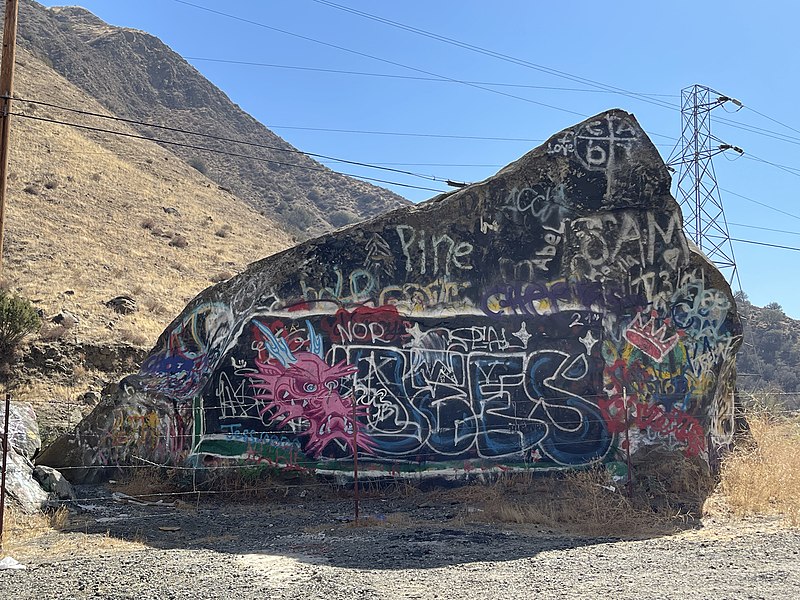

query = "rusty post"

[
  {"left": 0, "top": 391, "right": 11, "bottom": 551},
  {"left": 352, "top": 398, "right": 359, "bottom": 524},
  {"left": 623, "top": 389, "right": 634, "bottom": 498}
]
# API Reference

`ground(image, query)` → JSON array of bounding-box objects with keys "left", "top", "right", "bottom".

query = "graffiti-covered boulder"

[
  {"left": 2, "top": 402, "right": 49, "bottom": 513},
  {"left": 40, "top": 109, "right": 742, "bottom": 483}
]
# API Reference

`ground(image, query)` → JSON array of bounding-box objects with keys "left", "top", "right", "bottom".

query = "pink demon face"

[{"left": 249, "top": 320, "right": 375, "bottom": 458}]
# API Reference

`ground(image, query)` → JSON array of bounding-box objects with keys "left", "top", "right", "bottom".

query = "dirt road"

[{"left": 2, "top": 487, "right": 799, "bottom": 599}]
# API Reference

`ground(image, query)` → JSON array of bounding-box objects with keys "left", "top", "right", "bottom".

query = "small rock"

[
  {"left": 81, "top": 390, "right": 101, "bottom": 405},
  {"left": 50, "top": 310, "right": 79, "bottom": 326},
  {"left": 5, "top": 448, "right": 49, "bottom": 513},
  {"left": 162, "top": 206, "right": 181, "bottom": 217},
  {"left": 33, "top": 465, "right": 77, "bottom": 500},
  {"left": 169, "top": 233, "right": 189, "bottom": 248},
  {"left": 105, "top": 295, "right": 137, "bottom": 315},
  {"left": 68, "top": 408, "right": 83, "bottom": 425}
]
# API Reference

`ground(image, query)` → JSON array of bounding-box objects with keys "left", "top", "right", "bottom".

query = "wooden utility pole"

[{"left": 0, "top": 0, "right": 19, "bottom": 273}]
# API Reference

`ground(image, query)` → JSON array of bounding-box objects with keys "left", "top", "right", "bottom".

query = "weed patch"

[
  {"left": 439, "top": 469, "right": 693, "bottom": 537},
  {"left": 720, "top": 411, "right": 800, "bottom": 525}
]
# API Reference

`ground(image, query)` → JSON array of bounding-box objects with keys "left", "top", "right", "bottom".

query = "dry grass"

[
  {"left": 1, "top": 506, "right": 69, "bottom": 543},
  {"left": 720, "top": 411, "right": 800, "bottom": 525},
  {"left": 111, "top": 467, "right": 187, "bottom": 501},
  {"left": 4, "top": 47, "right": 294, "bottom": 348},
  {"left": 1, "top": 505, "right": 146, "bottom": 561},
  {"left": 439, "top": 469, "right": 691, "bottom": 537},
  {"left": 1, "top": 505, "right": 68, "bottom": 555}
]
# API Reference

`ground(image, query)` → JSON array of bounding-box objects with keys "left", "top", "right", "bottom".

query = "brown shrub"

[
  {"left": 440, "top": 468, "right": 689, "bottom": 537},
  {"left": 169, "top": 233, "right": 189, "bottom": 248},
  {"left": 209, "top": 270, "right": 234, "bottom": 283},
  {"left": 112, "top": 468, "right": 185, "bottom": 500},
  {"left": 141, "top": 297, "right": 168, "bottom": 315},
  {"left": 140, "top": 217, "right": 156, "bottom": 230},
  {"left": 39, "top": 323, "right": 68, "bottom": 341},
  {"left": 118, "top": 328, "right": 149, "bottom": 347},
  {"left": 215, "top": 224, "right": 232, "bottom": 238},
  {"left": 720, "top": 411, "right": 800, "bottom": 525}
]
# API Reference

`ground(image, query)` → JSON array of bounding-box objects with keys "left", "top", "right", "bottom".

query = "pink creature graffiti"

[{"left": 248, "top": 319, "right": 377, "bottom": 458}]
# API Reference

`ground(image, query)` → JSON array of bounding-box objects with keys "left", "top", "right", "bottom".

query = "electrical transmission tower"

[{"left": 670, "top": 84, "right": 743, "bottom": 291}]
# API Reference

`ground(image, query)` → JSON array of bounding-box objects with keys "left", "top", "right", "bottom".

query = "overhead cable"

[
  {"left": 167, "top": 0, "right": 588, "bottom": 119},
  {"left": 183, "top": 55, "right": 679, "bottom": 97},
  {"left": 12, "top": 112, "right": 447, "bottom": 193},
  {"left": 307, "top": 0, "right": 678, "bottom": 112},
  {"left": 14, "top": 96, "right": 449, "bottom": 184}
]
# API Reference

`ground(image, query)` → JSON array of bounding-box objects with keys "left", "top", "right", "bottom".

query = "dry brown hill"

[
  {"left": 5, "top": 45, "right": 295, "bottom": 345},
  {"left": 0, "top": 3, "right": 410, "bottom": 433},
  {"left": 2, "top": 45, "right": 301, "bottom": 440},
  {"left": 16, "top": 0, "right": 411, "bottom": 238}
]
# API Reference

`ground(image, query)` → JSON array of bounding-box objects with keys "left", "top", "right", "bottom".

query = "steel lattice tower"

[{"left": 671, "top": 84, "right": 742, "bottom": 290}]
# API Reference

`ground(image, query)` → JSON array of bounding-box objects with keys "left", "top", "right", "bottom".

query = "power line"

[
  {"left": 183, "top": 55, "right": 679, "bottom": 97},
  {"left": 708, "top": 234, "right": 800, "bottom": 253},
  {"left": 742, "top": 152, "right": 800, "bottom": 179},
  {"left": 714, "top": 113, "right": 800, "bottom": 147},
  {"left": 14, "top": 96, "right": 450, "bottom": 184},
  {"left": 19, "top": 103, "right": 800, "bottom": 252},
  {"left": 18, "top": 100, "right": 799, "bottom": 232},
  {"left": 168, "top": 0, "right": 589, "bottom": 120},
  {"left": 370, "top": 162, "right": 504, "bottom": 168},
  {"left": 191, "top": 49, "right": 800, "bottom": 155},
  {"left": 728, "top": 222, "right": 800, "bottom": 237},
  {"left": 743, "top": 105, "right": 800, "bottom": 137},
  {"left": 173, "top": 1, "right": 800, "bottom": 152},
  {"left": 231, "top": 124, "right": 547, "bottom": 143},
  {"left": 721, "top": 187, "right": 800, "bottom": 223},
  {"left": 307, "top": 0, "right": 679, "bottom": 113},
  {"left": 12, "top": 112, "right": 447, "bottom": 194},
  {"left": 18, "top": 102, "right": 800, "bottom": 245}
]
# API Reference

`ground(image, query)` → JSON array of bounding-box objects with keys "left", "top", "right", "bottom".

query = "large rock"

[
  {"left": 33, "top": 465, "right": 77, "bottom": 501},
  {"left": 1, "top": 402, "right": 50, "bottom": 513},
  {"left": 0, "top": 401, "right": 41, "bottom": 460},
  {"left": 4, "top": 448, "right": 49, "bottom": 513},
  {"left": 40, "top": 110, "right": 742, "bottom": 483}
]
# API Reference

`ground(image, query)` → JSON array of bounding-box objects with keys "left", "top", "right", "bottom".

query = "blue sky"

[{"left": 37, "top": 1, "right": 800, "bottom": 316}]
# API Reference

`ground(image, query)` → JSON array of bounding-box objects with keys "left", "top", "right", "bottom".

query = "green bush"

[
  {"left": 0, "top": 292, "right": 41, "bottom": 354},
  {"left": 187, "top": 157, "right": 209, "bottom": 175},
  {"left": 328, "top": 210, "right": 357, "bottom": 228},
  {"left": 285, "top": 205, "right": 315, "bottom": 231}
]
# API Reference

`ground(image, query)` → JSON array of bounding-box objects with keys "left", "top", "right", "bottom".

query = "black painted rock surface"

[{"left": 41, "top": 110, "right": 742, "bottom": 483}]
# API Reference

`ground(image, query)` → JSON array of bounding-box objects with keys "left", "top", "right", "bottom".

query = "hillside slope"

[
  {"left": 16, "top": 0, "right": 411, "bottom": 238},
  {"left": 5, "top": 45, "right": 295, "bottom": 344},
  {"left": 735, "top": 293, "right": 800, "bottom": 408}
]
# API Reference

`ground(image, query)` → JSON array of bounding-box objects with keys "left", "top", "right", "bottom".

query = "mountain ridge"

[{"left": 16, "top": 0, "right": 411, "bottom": 238}]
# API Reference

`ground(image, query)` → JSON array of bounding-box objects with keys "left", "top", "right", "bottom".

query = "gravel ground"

[{"left": 2, "top": 485, "right": 799, "bottom": 600}]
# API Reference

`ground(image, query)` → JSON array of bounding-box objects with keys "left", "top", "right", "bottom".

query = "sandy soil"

[{"left": 2, "top": 484, "right": 799, "bottom": 600}]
